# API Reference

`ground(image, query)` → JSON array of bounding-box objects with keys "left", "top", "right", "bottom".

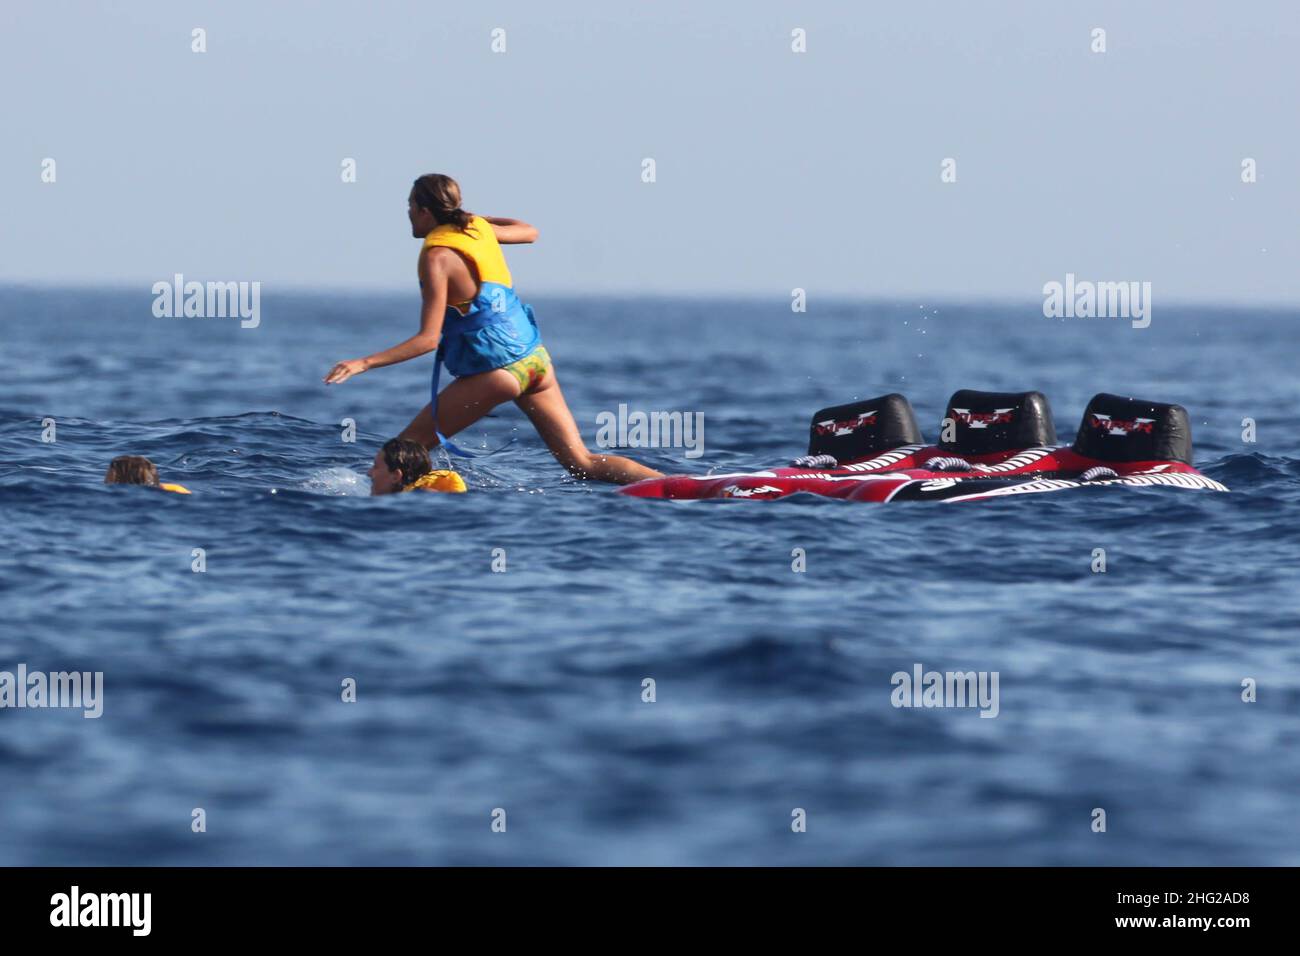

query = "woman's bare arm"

[
  {"left": 324, "top": 250, "right": 448, "bottom": 384},
  {"left": 479, "top": 215, "right": 538, "bottom": 244},
  {"left": 363, "top": 251, "right": 449, "bottom": 368}
]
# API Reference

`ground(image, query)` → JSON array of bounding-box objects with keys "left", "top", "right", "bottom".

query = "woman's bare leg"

[
  {"left": 513, "top": 367, "right": 663, "bottom": 484},
  {"left": 397, "top": 369, "right": 522, "bottom": 448}
]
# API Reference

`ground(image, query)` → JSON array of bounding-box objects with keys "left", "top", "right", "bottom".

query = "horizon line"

[{"left": 1, "top": 279, "right": 1297, "bottom": 313}]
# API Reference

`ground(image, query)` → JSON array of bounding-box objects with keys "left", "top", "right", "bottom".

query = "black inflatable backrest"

[
  {"left": 1072, "top": 393, "right": 1192, "bottom": 464},
  {"left": 808, "top": 393, "right": 923, "bottom": 461},
  {"left": 938, "top": 390, "right": 1057, "bottom": 455}
]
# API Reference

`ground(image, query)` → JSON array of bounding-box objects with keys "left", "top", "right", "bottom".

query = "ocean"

[{"left": 1, "top": 286, "right": 1297, "bottom": 865}]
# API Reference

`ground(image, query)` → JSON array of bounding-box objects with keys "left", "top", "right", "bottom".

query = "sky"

[{"left": 3, "top": 0, "right": 1298, "bottom": 304}]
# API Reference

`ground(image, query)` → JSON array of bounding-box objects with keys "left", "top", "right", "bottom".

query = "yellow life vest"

[
  {"left": 405, "top": 470, "right": 467, "bottom": 494},
  {"left": 422, "top": 215, "right": 513, "bottom": 312},
  {"left": 159, "top": 483, "right": 192, "bottom": 495}
]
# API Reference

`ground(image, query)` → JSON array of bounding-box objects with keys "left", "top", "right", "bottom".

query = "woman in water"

[
  {"left": 325, "top": 174, "right": 662, "bottom": 485},
  {"left": 368, "top": 438, "right": 467, "bottom": 495},
  {"left": 104, "top": 455, "right": 191, "bottom": 494}
]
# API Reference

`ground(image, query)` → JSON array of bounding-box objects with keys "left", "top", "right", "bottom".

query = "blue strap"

[
  {"left": 428, "top": 287, "right": 529, "bottom": 458},
  {"left": 429, "top": 346, "right": 518, "bottom": 459},
  {"left": 429, "top": 348, "right": 475, "bottom": 457}
]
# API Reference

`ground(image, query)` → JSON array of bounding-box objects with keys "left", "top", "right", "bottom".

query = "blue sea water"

[{"left": 1, "top": 286, "right": 1297, "bottom": 865}]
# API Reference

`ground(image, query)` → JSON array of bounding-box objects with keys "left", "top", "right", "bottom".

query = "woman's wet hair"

[
  {"left": 380, "top": 438, "right": 432, "bottom": 487},
  {"left": 104, "top": 455, "right": 160, "bottom": 486},
  {"left": 411, "top": 173, "right": 474, "bottom": 232}
]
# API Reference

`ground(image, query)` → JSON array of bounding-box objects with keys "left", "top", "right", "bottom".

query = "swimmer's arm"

[
  {"left": 479, "top": 215, "right": 538, "bottom": 244},
  {"left": 324, "top": 252, "right": 446, "bottom": 383}
]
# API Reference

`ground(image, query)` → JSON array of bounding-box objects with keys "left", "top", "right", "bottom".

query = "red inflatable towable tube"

[{"left": 619, "top": 391, "right": 1228, "bottom": 503}]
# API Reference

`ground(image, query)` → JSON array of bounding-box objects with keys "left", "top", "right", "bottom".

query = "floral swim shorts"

[{"left": 501, "top": 345, "right": 552, "bottom": 394}]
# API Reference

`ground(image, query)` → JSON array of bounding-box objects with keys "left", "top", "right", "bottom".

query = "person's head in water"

[
  {"left": 104, "top": 455, "right": 192, "bottom": 494},
  {"left": 105, "top": 455, "right": 160, "bottom": 487},
  {"left": 370, "top": 438, "right": 432, "bottom": 496},
  {"left": 409, "top": 173, "right": 474, "bottom": 238}
]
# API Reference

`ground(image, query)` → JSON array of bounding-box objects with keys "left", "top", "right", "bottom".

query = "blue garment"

[
  {"left": 430, "top": 281, "right": 542, "bottom": 457},
  {"left": 440, "top": 282, "right": 542, "bottom": 377}
]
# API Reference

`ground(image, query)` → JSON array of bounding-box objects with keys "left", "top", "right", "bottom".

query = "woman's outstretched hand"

[{"left": 324, "top": 358, "right": 369, "bottom": 384}]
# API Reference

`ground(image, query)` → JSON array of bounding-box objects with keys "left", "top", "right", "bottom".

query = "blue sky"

[{"left": 3, "top": 0, "right": 1297, "bottom": 303}]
